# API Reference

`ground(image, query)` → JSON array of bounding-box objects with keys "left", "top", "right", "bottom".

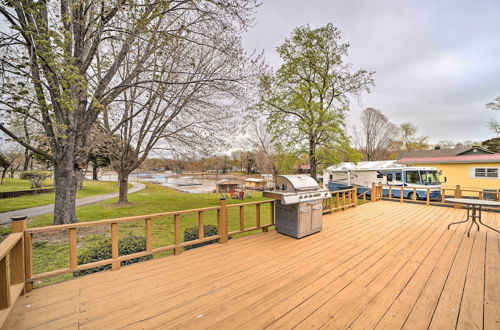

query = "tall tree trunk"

[
  {"left": 118, "top": 172, "right": 129, "bottom": 204},
  {"left": 1, "top": 168, "right": 7, "bottom": 184},
  {"left": 23, "top": 148, "right": 30, "bottom": 171},
  {"left": 309, "top": 139, "right": 317, "bottom": 180},
  {"left": 92, "top": 162, "right": 99, "bottom": 180},
  {"left": 53, "top": 156, "right": 78, "bottom": 225}
]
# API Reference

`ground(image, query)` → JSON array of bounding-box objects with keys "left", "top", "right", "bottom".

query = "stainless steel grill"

[{"left": 263, "top": 175, "right": 331, "bottom": 238}]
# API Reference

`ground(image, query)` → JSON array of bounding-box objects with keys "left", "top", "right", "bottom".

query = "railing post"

[
  {"left": 174, "top": 214, "right": 182, "bottom": 255},
  {"left": 0, "top": 254, "right": 11, "bottom": 309},
  {"left": 218, "top": 198, "right": 228, "bottom": 243},
  {"left": 198, "top": 212, "right": 204, "bottom": 241},
  {"left": 400, "top": 187, "right": 404, "bottom": 203},
  {"left": 111, "top": 222, "right": 121, "bottom": 270},
  {"left": 371, "top": 183, "right": 376, "bottom": 202},
  {"left": 24, "top": 232, "right": 32, "bottom": 293},
  {"left": 269, "top": 201, "right": 275, "bottom": 225},
  {"left": 454, "top": 185, "right": 461, "bottom": 209},
  {"left": 353, "top": 186, "right": 358, "bottom": 207},
  {"left": 256, "top": 203, "right": 261, "bottom": 228},
  {"left": 69, "top": 228, "right": 77, "bottom": 270},
  {"left": 11, "top": 217, "right": 26, "bottom": 286},
  {"left": 145, "top": 218, "right": 152, "bottom": 253},
  {"left": 426, "top": 188, "right": 430, "bottom": 206}
]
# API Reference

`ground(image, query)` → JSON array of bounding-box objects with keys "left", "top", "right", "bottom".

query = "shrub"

[
  {"left": 183, "top": 224, "right": 223, "bottom": 251},
  {"left": 20, "top": 170, "right": 51, "bottom": 188},
  {"left": 73, "top": 234, "right": 152, "bottom": 277}
]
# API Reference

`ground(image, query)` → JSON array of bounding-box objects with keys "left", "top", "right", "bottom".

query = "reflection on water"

[{"left": 91, "top": 172, "right": 217, "bottom": 193}]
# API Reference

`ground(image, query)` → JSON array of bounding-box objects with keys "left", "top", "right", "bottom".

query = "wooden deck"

[{"left": 4, "top": 201, "right": 499, "bottom": 329}]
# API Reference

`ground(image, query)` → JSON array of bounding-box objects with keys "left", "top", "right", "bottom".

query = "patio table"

[{"left": 445, "top": 198, "right": 500, "bottom": 237}]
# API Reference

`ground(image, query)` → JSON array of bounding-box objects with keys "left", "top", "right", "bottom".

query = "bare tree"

[
  {"left": 355, "top": 108, "right": 399, "bottom": 161},
  {"left": 244, "top": 119, "right": 277, "bottom": 174},
  {"left": 101, "top": 18, "right": 261, "bottom": 203},
  {"left": 486, "top": 96, "right": 500, "bottom": 136},
  {"left": 399, "top": 122, "right": 429, "bottom": 151},
  {"left": 436, "top": 140, "right": 455, "bottom": 149},
  {"left": 0, "top": 0, "right": 260, "bottom": 224}
]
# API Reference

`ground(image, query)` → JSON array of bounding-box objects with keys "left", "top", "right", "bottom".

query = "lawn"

[
  {"left": 1, "top": 183, "right": 274, "bottom": 286},
  {"left": 0, "top": 179, "right": 127, "bottom": 212},
  {"left": 0, "top": 177, "right": 54, "bottom": 192}
]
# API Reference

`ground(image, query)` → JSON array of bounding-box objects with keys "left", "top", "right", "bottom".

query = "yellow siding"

[{"left": 411, "top": 162, "right": 500, "bottom": 192}]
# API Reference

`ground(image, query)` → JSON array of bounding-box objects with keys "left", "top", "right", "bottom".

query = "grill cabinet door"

[
  {"left": 298, "top": 204, "right": 312, "bottom": 236},
  {"left": 311, "top": 201, "right": 323, "bottom": 232}
]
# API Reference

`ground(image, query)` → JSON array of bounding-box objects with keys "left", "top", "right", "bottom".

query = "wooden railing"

[
  {"left": 19, "top": 199, "right": 274, "bottom": 291},
  {"left": 0, "top": 219, "right": 26, "bottom": 327},
  {"left": 227, "top": 200, "right": 275, "bottom": 235},
  {"left": 380, "top": 184, "right": 500, "bottom": 211},
  {"left": 322, "top": 186, "right": 361, "bottom": 214}
]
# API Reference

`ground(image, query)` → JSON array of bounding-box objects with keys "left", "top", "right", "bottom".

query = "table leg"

[
  {"left": 447, "top": 204, "right": 470, "bottom": 230},
  {"left": 478, "top": 205, "right": 500, "bottom": 234},
  {"left": 467, "top": 205, "right": 480, "bottom": 237}
]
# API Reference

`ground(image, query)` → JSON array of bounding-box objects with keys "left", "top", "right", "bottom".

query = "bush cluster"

[
  {"left": 20, "top": 170, "right": 51, "bottom": 188},
  {"left": 73, "top": 234, "right": 152, "bottom": 277},
  {"left": 183, "top": 224, "right": 220, "bottom": 250}
]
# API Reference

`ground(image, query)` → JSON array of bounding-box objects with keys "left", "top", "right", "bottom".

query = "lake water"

[{"left": 92, "top": 172, "right": 218, "bottom": 193}]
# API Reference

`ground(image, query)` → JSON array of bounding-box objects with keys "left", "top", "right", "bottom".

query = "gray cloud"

[{"left": 242, "top": 0, "right": 500, "bottom": 143}]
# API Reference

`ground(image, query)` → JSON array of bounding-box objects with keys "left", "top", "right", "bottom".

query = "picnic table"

[{"left": 445, "top": 198, "right": 500, "bottom": 237}]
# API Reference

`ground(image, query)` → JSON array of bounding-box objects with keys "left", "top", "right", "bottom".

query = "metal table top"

[{"left": 444, "top": 198, "right": 500, "bottom": 207}]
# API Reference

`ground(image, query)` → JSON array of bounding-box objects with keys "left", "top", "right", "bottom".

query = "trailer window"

[
  {"left": 405, "top": 171, "right": 420, "bottom": 184},
  {"left": 395, "top": 172, "right": 402, "bottom": 181},
  {"left": 387, "top": 173, "right": 393, "bottom": 182},
  {"left": 420, "top": 171, "right": 440, "bottom": 183}
]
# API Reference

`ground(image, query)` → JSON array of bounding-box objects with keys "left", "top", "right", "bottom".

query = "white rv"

[{"left": 323, "top": 160, "right": 443, "bottom": 200}]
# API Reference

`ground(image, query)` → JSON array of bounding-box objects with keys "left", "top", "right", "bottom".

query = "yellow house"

[{"left": 398, "top": 147, "right": 500, "bottom": 193}]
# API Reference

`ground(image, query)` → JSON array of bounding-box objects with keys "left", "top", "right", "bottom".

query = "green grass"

[
  {"left": 0, "top": 179, "right": 128, "bottom": 212},
  {"left": 0, "top": 177, "right": 54, "bottom": 192},
  {"left": 1, "top": 183, "right": 273, "bottom": 286}
]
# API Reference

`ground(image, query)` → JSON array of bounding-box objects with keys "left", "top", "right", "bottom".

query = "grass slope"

[{"left": 0, "top": 179, "right": 127, "bottom": 212}]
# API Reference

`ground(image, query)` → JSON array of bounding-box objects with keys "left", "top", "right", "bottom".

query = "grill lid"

[{"left": 275, "top": 175, "right": 319, "bottom": 192}]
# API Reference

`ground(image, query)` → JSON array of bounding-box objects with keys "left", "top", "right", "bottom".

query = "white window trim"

[{"left": 470, "top": 167, "right": 500, "bottom": 179}]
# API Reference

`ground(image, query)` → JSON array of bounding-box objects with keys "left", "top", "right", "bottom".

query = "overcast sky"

[{"left": 242, "top": 0, "right": 500, "bottom": 144}]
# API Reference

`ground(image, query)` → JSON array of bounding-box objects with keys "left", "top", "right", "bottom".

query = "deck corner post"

[
  {"left": 219, "top": 198, "right": 229, "bottom": 243},
  {"left": 353, "top": 186, "right": 358, "bottom": 207},
  {"left": 454, "top": 185, "right": 461, "bottom": 209},
  {"left": 371, "top": 183, "right": 376, "bottom": 202},
  {"left": 10, "top": 217, "right": 27, "bottom": 284}
]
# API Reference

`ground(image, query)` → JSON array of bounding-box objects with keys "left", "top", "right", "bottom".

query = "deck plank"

[{"left": 2, "top": 201, "right": 498, "bottom": 330}]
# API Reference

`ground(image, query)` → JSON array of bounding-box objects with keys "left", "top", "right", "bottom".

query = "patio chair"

[{"left": 239, "top": 191, "right": 244, "bottom": 199}]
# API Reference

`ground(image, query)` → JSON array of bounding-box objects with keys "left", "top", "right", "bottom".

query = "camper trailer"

[{"left": 323, "top": 160, "right": 442, "bottom": 201}]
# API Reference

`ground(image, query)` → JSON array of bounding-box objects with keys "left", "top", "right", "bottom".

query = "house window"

[
  {"left": 387, "top": 173, "right": 393, "bottom": 182},
  {"left": 475, "top": 168, "right": 486, "bottom": 177},
  {"left": 395, "top": 172, "right": 402, "bottom": 181},
  {"left": 486, "top": 168, "right": 498, "bottom": 178},
  {"left": 474, "top": 168, "right": 499, "bottom": 178}
]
